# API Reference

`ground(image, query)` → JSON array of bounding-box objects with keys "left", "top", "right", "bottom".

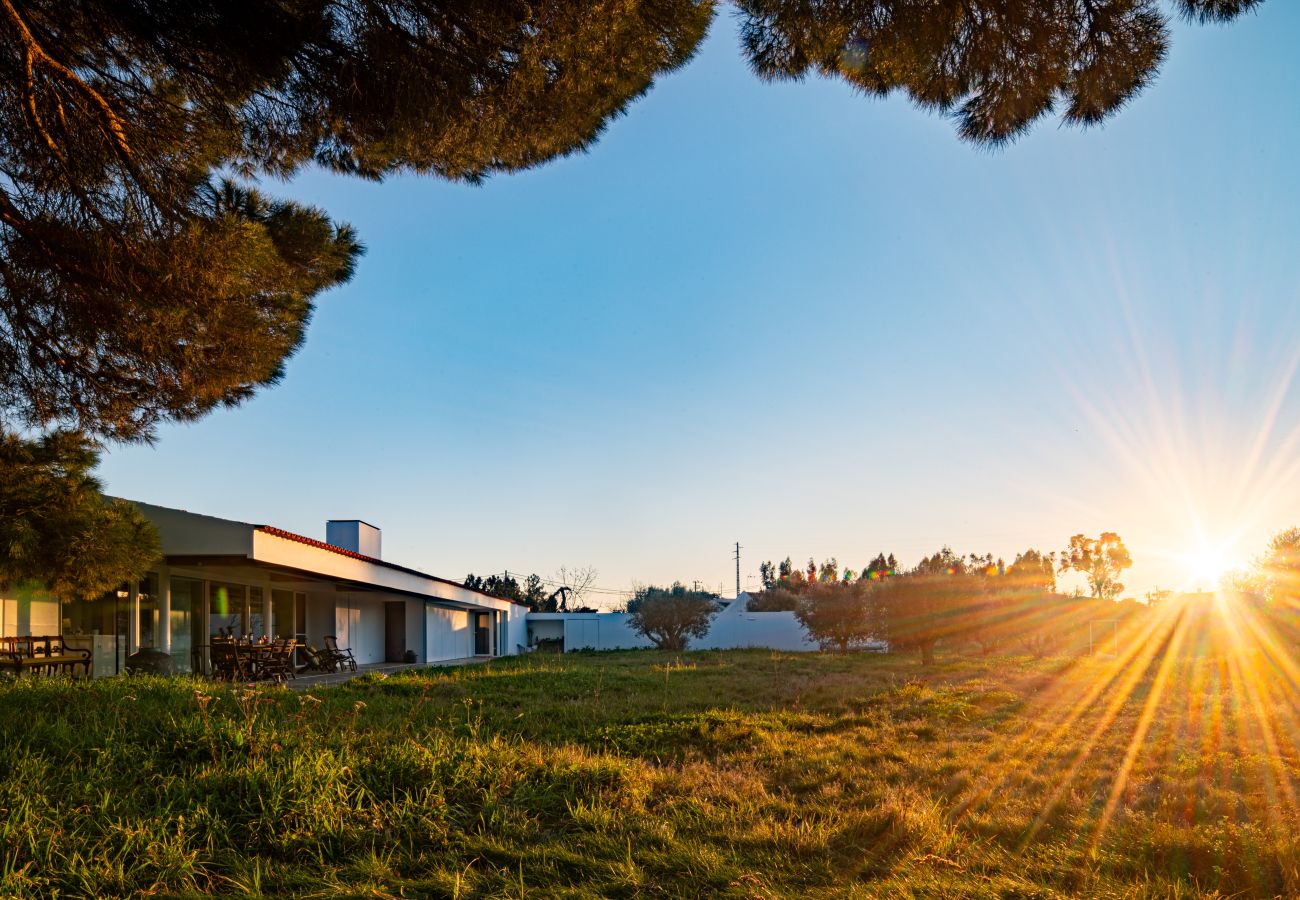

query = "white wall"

[
  {"left": 334, "top": 594, "right": 385, "bottom": 665},
  {"left": 355, "top": 599, "right": 384, "bottom": 664},
  {"left": 566, "top": 615, "right": 656, "bottom": 650},
  {"left": 527, "top": 595, "right": 818, "bottom": 653},
  {"left": 506, "top": 604, "right": 528, "bottom": 655},
  {"left": 426, "top": 606, "right": 471, "bottom": 662}
]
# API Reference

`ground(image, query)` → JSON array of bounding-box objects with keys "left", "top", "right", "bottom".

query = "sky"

[{"left": 100, "top": 3, "right": 1300, "bottom": 605}]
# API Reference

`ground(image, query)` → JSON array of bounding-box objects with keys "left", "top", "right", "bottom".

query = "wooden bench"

[{"left": 0, "top": 635, "right": 93, "bottom": 678}]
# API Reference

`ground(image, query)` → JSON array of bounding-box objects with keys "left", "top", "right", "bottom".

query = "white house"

[{"left": 3, "top": 501, "right": 529, "bottom": 676}]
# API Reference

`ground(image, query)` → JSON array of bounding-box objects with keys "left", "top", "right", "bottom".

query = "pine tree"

[
  {"left": 737, "top": 1, "right": 1262, "bottom": 145},
  {"left": 0, "top": 431, "right": 158, "bottom": 598}
]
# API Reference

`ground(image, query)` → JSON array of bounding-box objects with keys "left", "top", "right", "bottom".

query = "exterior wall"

[
  {"left": 527, "top": 595, "right": 818, "bottom": 653},
  {"left": 695, "top": 607, "right": 818, "bottom": 652},
  {"left": 426, "top": 606, "right": 471, "bottom": 662},
  {"left": 334, "top": 595, "right": 385, "bottom": 665},
  {"left": 505, "top": 604, "right": 528, "bottom": 655},
  {"left": 526, "top": 613, "right": 653, "bottom": 651}
]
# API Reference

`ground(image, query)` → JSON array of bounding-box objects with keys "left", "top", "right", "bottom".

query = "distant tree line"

[
  {"left": 743, "top": 533, "right": 1136, "bottom": 664},
  {"left": 463, "top": 565, "right": 600, "bottom": 612}
]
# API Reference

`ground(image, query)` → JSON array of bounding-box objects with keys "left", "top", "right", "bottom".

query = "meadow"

[{"left": 2, "top": 623, "right": 1298, "bottom": 897}]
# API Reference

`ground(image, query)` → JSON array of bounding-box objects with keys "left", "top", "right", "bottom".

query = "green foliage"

[
  {"left": 627, "top": 583, "right": 716, "bottom": 650},
  {"left": 1061, "top": 532, "right": 1132, "bottom": 600},
  {"left": 463, "top": 572, "right": 552, "bottom": 610},
  {"left": 874, "top": 549, "right": 985, "bottom": 665},
  {"left": 1007, "top": 548, "right": 1057, "bottom": 593},
  {"left": 1, "top": 648, "right": 1297, "bottom": 897},
  {"left": 792, "top": 581, "right": 875, "bottom": 652},
  {"left": 737, "top": 0, "right": 1263, "bottom": 145},
  {"left": 1259, "top": 526, "right": 1300, "bottom": 605},
  {"left": 0, "top": 430, "right": 157, "bottom": 597},
  {"left": 861, "top": 552, "right": 899, "bottom": 581},
  {"left": 745, "top": 588, "right": 801, "bottom": 612}
]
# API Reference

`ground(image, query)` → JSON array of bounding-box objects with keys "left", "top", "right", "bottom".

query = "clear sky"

[{"left": 101, "top": 3, "right": 1300, "bottom": 604}]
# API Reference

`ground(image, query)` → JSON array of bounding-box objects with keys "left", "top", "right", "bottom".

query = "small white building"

[{"left": 3, "top": 501, "right": 528, "bottom": 676}]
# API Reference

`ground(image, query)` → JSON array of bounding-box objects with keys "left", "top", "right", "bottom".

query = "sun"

[{"left": 1178, "top": 541, "right": 1240, "bottom": 589}]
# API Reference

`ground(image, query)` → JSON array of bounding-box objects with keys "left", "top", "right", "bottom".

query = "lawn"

[{"left": 2, "top": 638, "right": 1298, "bottom": 897}]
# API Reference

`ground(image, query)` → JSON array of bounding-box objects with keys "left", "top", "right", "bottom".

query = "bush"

[
  {"left": 745, "top": 589, "right": 800, "bottom": 612},
  {"left": 793, "top": 583, "right": 874, "bottom": 653},
  {"left": 627, "top": 584, "right": 716, "bottom": 650}
]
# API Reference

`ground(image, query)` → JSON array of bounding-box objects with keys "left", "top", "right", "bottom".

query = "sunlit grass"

[{"left": 1, "top": 604, "right": 1298, "bottom": 898}]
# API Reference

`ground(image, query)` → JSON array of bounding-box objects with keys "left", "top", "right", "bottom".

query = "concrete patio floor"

[{"left": 286, "top": 656, "right": 493, "bottom": 689}]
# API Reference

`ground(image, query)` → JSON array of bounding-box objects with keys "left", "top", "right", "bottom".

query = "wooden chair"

[
  {"left": 323, "top": 635, "right": 357, "bottom": 672},
  {"left": 259, "top": 639, "right": 297, "bottom": 682},
  {"left": 209, "top": 637, "right": 251, "bottom": 681}
]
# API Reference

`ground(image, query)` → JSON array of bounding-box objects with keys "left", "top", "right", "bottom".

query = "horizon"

[{"left": 96, "top": 3, "right": 1300, "bottom": 604}]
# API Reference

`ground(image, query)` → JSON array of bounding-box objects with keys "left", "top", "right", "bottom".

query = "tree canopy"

[
  {"left": 627, "top": 583, "right": 717, "bottom": 650},
  {"left": 738, "top": 1, "right": 1262, "bottom": 145},
  {"left": 1060, "top": 532, "right": 1132, "bottom": 600},
  {"left": 0, "top": 430, "right": 158, "bottom": 597}
]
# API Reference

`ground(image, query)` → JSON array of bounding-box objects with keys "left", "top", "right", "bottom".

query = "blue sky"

[{"left": 101, "top": 3, "right": 1300, "bottom": 603}]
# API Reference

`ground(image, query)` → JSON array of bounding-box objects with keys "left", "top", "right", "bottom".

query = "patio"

[{"left": 287, "top": 655, "right": 493, "bottom": 689}]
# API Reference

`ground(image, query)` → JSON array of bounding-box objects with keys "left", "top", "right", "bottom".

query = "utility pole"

[{"left": 734, "top": 542, "right": 742, "bottom": 599}]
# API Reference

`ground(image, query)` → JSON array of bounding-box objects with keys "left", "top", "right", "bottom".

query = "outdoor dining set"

[{"left": 206, "top": 634, "right": 357, "bottom": 682}]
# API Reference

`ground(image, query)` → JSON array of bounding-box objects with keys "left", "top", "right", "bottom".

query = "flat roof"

[{"left": 131, "top": 501, "right": 510, "bottom": 607}]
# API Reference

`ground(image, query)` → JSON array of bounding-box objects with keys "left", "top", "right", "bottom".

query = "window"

[
  {"left": 209, "top": 582, "right": 247, "bottom": 638},
  {"left": 170, "top": 577, "right": 202, "bottom": 673}
]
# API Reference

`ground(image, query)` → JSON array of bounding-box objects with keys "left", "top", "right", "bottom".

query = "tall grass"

[{"left": 1, "top": 643, "right": 1297, "bottom": 897}]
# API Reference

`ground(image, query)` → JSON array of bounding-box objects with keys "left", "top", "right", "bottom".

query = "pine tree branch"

[{"left": 1, "top": 0, "right": 132, "bottom": 157}]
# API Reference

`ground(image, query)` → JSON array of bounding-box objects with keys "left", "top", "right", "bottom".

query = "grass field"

[{"left": 2, "top": 629, "right": 1299, "bottom": 897}]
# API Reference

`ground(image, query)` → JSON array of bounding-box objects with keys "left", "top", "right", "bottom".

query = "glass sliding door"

[
  {"left": 271, "top": 589, "right": 295, "bottom": 639},
  {"left": 170, "top": 577, "right": 202, "bottom": 673},
  {"left": 209, "top": 582, "right": 246, "bottom": 639},
  {"left": 137, "top": 574, "right": 159, "bottom": 650},
  {"left": 249, "top": 587, "right": 265, "bottom": 639}
]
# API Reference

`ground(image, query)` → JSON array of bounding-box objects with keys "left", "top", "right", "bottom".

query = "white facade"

[
  {"left": 426, "top": 607, "right": 471, "bottom": 662},
  {"left": 525, "top": 594, "right": 819, "bottom": 653}
]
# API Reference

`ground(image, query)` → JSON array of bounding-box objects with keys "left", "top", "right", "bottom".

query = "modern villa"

[{"left": 1, "top": 502, "right": 529, "bottom": 677}]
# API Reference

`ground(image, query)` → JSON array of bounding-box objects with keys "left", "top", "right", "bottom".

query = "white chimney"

[{"left": 326, "top": 520, "right": 381, "bottom": 559}]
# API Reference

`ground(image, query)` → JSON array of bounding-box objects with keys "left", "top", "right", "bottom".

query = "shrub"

[
  {"left": 793, "top": 583, "right": 874, "bottom": 653},
  {"left": 627, "top": 584, "right": 716, "bottom": 650}
]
